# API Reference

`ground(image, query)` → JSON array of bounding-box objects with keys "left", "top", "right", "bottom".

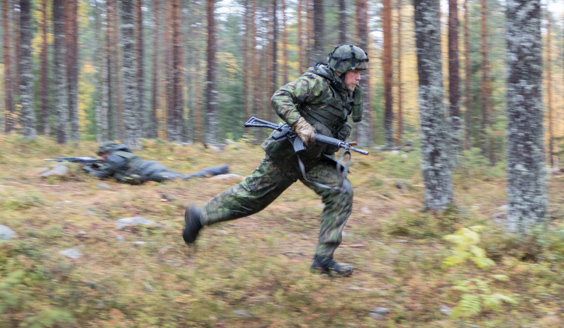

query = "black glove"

[{"left": 82, "top": 165, "right": 97, "bottom": 174}]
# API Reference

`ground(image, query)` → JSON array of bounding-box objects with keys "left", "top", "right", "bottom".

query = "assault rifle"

[
  {"left": 244, "top": 116, "right": 369, "bottom": 155},
  {"left": 44, "top": 157, "right": 103, "bottom": 165},
  {"left": 44, "top": 157, "right": 103, "bottom": 173}
]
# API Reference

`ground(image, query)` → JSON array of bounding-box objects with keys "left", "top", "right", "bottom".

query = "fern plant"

[{"left": 443, "top": 226, "right": 517, "bottom": 318}]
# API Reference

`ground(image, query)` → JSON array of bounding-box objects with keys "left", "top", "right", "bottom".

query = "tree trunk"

[
  {"left": 243, "top": 0, "right": 250, "bottom": 122},
  {"left": 19, "top": 0, "right": 36, "bottom": 140},
  {"left": 396, "top": 0, "right": 403, "bottom": 147},
  {"left": 136, "top": 0, "right": 145, "bottom": 140},
  {"left": 3, "top": 0, "right": 15, "bottom": 133},
  {"left": 312, "top": 0, "right": 324, "bottom": 63},
  {"left": 339, "top": 0, "right": 346, "bottom": 44},
  {"left": 382, "top": 0, "right": 394, "bottom": 146},
  {"left": 480, "top": 0, "right": 489, "bottom": 158},
  {"left": 415, "top": 0, "right": 454, "bottom": 210},
  {"left": 355, "top": 0, "right": 373, "bottom": 147},
  {"left": 105, "top": 0, "right": 115, "bottom": 140},
  {"left": 281, "top": 0, "right": 288, "bottom": 85},
  {"left": 65, "top": 0, "right": 79, "bottom": 140},
  {"left": 505, "top": 0, "right": 546, "bottom": 234},
  {"left": 448, "top": 0, "right": 461, "bottom": 163},
  {"left": 53, "top": 0, "right": 68, "bottom": 144},
  {"left": 94, "top": 0, "right": 108, "bottom": 142},
  {"left": 40, "top": 0, "right": 50, "bottom": 136},
  {"left": 270, "top": 0, "right": 278, "bottom": 123},
  {"left": 205, "top": 0, "right": 218, "bottom": 144},
  {"left": 251, "top": 0, "right": 262, "bottom": 143},
  {"left": 150, "top": 0, "right": 160, "bottom": 139},
  {"left": 120, "top": 0, "right": 141, "bottom": 149},
  {"left": 170, "top": 0, "right": 184, "bottom": 142},
  {"left": 463, "top": 0, "right": 471, "bottom": 150},
  {"left": 297, "top": 0, "right": 304, "bottom": 72},
  {"left": 546, "top": 13, "right": 554, "bottom": 168}
]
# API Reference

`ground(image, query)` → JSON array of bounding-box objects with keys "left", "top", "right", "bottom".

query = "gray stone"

[
  {"left": 369, "top": 313, "right": 384, "bottom": 320},
  {"left": 371, "top": 307, "right": 390, "bottom": 314},
  {"left": 0, "top": 225, "right": 17, "bottom": 240},
  {"left": 116, "top": 235, "right": 125, "bottom": 242},
  {"left": 97, "top": 183, "right": 111, "bottom": 189},
  {"left": 60, "top": 248, "right": 82, "bottom": 259},
  {"left": 232, "top": 310, "right": 251, "bottom": 317},
  {"left": 39, "top": 163, "right": 69, "bottom": 177},
  {"left": 116, "top": 216, "right": 161, "bottom": 230},
  {"left": 439, "top": 305, "right": 452, "bottom": 316}
]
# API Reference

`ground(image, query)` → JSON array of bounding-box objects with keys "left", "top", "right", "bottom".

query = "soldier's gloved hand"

[
  {"left": 82, "top": 165, "right": 96, "bottom": 173},
  {"left": 292, "top": 117, "right": 316, "bottom": 147}
]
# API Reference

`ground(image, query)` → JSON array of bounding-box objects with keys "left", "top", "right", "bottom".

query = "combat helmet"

[
  {"left": 327, "top": 44, "right": 369, "bottom": 74},
  {"left": 97, "top": 141, "right": 118, "bottom": 155}
]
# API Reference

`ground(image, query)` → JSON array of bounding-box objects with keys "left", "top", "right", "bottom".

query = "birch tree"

[
  {"left": 120, "top": 0, "right": 141, "bottom": 148},
  {"left": 415, "top": 0, "right": 454, "bottom": 210},
  {"left": 19, "top": 0, "right": 37, "bottom": 140},
  {"left": 505, "top": 0, "right": 546, "bottom": 234}
]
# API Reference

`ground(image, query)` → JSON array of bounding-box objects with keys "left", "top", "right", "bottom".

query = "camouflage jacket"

[{"left": 265, "top": 63, "right": 356, "bottom": 173}]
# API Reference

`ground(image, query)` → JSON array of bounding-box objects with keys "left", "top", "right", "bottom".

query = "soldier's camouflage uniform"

[
  {"left": 200, "top": 62, "right": 361, "bottom": 259},
  {"left": 92, "top": 143, "right": 228, "bottom": 184}
]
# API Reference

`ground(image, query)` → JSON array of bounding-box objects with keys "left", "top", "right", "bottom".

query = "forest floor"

[{"left": 2, "top": 134, "right": 564, "bottom": 328}]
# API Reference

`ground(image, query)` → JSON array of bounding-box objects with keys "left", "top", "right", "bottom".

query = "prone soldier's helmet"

[
  {"left": 97, "top": 141, "right": 118, "bottom": 155},
  {"left": 327, "top": 44, "right": 369, "bottom": 74}
]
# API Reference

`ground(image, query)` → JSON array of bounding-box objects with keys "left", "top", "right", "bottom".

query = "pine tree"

[
  {"left": 415, "top": 0, "right": 454, "bottom": 210},
  {"left": 53, "top": 0, "right": 69, "bottom": 144},
  {"left": 19, "top": 0, "right": 37, "bottom": 140},
  {"left": 205, "top": 0, "right": 219, "bottom": 144},
  {"left": 120, "top": 0, "right": 141, "bottom": 148},
  {"left": 505, "top": 0, "right": 546, "bottom": 234}
]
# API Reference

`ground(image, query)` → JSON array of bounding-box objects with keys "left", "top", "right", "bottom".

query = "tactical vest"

[
  {"left": 299, "top": 65, "right": 353, "bottom": 138},
  {"left": 111, "top": 151, "right": 145, "bottom": 183},
  {"left": 263, "top": 65, "right": 356, "bottom": 176}
]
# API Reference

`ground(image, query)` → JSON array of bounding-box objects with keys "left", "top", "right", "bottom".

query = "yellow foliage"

[{"left": 217, "top": 52, "right": 240, "bottom": 78}]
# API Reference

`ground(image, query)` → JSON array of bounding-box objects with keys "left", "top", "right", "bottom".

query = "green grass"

[{"left": 1, "top": 135, "right": 564, "bottom": 327}]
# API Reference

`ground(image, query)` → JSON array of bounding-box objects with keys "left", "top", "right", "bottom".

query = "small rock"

[
  {"left": 439, "top": 305, "right": 452, "bottom": 316},
  {"left": 0, "top": 225, "right": 17, "bottom": 240},
  {"left": 85, "top": 210, "right": 97, "bottom": 215},
  {"left": 342, "top": 231, "right": 350, "bottom": 237},
  {"left": 133, "top": 241, "right": 147, "bottom": 246},
  {"left": 116, "top": 235, "right": 125, "bottom": 242},
  {"left": 371, "top": 307, "right": 390, "bottom": 314},
  {"left": 219, "top": 230, "right": 228, "bottom": 235},
  {"left": 232, "top": 310, "right": 251, "bottom": 317},
  {"left": 97, "top": 183, "right": 111, "bottom": 189},
  {"left": 497, "top": 205, "right": 508, "bottom": 211},
  {"left": 360, "top": 207, "right": 372, "bottom": 214},
  {"left": 369, "top": 313, "right": 384, "bottom": 320},
  {"left": 39, "top": 163, "right": 69, "bottom": 177},
  {"left": 116, "top": 216, "right": 160, "bottom": 230},
  {"left": 60, "top": 248, "right": 82, "bottom": 260}
]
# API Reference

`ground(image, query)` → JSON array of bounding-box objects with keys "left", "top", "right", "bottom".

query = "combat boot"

[
  {"left": 310, "top": 255, "right": 353, "bottom": 277},
  {"left": 183, "top": 206, "right": 203, "bottom": 244}
]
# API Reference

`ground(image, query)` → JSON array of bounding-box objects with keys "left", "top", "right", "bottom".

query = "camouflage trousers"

[{"left": 201, "top": 156, "right": 353, "bottom": 258}]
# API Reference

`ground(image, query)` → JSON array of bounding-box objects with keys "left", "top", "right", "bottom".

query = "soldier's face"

[
  {"left": 343, "top": 70, "right": 362, "bottom": 92},
  {"left": 100, "top": 152, "right": 110, "bottom": 161}
]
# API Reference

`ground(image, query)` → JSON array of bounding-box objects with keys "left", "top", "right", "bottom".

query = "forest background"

[{"left": 1, "top": 0, "right": 562, "bottom": 160}]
